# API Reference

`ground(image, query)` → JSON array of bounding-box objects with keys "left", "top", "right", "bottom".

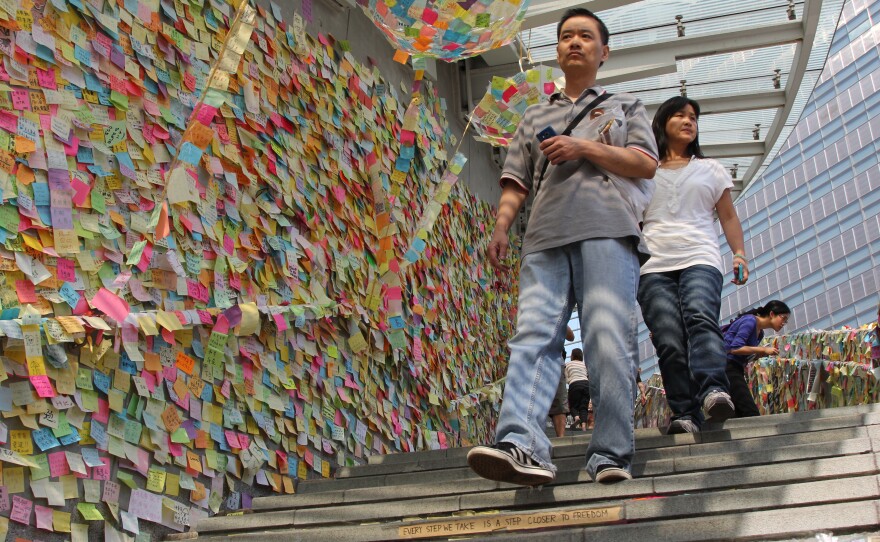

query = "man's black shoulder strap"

[{"left": 533, "top": 92, "right": 613, "bottom": 195}]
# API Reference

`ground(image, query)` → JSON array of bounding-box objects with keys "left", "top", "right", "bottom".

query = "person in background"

[
  {"left": 467, "top": 7, "right": 658, "bottom": 486},
  {"left": 871, "top": 301, "right": 880, "bottom": 367},
  {"left": 565, "top": 348, "right": 590, "bottom": 431},
  {"left": 549, "top": 326, "right": 576, "bottom": 437},
  {"left": 723, "top": 300, "right": 792, "bottom": 417},
  {"left": 637, "top": 96, "right": 747, "bottom": 435},
  {"left": 636, "top": 367, "right": 647, "bottom": 405}
]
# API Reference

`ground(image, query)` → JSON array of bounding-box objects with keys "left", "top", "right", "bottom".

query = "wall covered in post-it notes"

[{"left": 0, "top": 0, "right": 518, "bottom": 538}]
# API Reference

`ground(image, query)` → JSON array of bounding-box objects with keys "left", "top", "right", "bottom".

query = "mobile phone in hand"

[
  {"left": 737, "top": 263, "right": 744, "bottom": 283},
  {"left": 537, "top": 126, "right": 557, "bottom": 142}
]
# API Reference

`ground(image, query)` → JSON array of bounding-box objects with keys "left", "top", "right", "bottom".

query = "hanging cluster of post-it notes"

[
  {"left": 472, "top": 67, "right": 563, "bottom": 147},
  {"left": 360, "top": 0, "right": 530, "bottom": 61}
]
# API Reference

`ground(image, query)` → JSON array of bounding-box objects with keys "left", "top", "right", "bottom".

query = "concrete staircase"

[{"left": 177, "top": 404, "right": 880, "bottom": 541}]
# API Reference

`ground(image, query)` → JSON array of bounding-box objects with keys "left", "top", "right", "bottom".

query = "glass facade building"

[{"left": 639, "top": 0, "right": 880, "bottom": 372}]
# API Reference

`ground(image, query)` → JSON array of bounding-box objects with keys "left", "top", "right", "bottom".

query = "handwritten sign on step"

[{"left": 397, "top": 506, "right": 623, "bottom": 539}]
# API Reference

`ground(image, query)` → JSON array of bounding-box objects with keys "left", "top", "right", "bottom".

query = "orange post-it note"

[
  {"left": 175, "top": 352, "right": 195, "bottom": 375},
  {"left": 185, "top": 121, "right": 214, "bottom": 149},
  {"left": 161, "top": 405, "right": 181, "bottom": 432},
  {"left": 392, "top": 49, "right": 410, "bottom": 64}
]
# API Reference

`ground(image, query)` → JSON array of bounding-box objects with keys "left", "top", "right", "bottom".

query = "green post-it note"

[
  {"left": 123, "top": 420, "right": 142, "bottom": 444},
  {"left": 77, "top": 503, "right": 105, "bottom": 521},
  {"left": 116, "top": 471, "right": 138, "bottom": 489},
  {"left": 170, "top": 427, "right": 190, "bottom": 443},
  {"left": 30, "top": 453, "right": 50, "bottom": 481},
  {"left": 97, "top": 262, "right": 117, "bottom": 286},
  {"left": 109, "top": 90, "right": 129, "bottom": 110},
  {"left": 0, "top": 205, "right": 20, "bottom": 233},
  {"left": 387, "top": 329, "right": 406, "bottom": 350}
]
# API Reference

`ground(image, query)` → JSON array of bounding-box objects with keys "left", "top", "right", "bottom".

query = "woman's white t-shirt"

[{"left": 640, "top": 158, "right": 734, "bottom": 275}]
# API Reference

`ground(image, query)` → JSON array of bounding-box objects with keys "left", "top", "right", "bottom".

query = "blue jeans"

[
  {"left": 637, "top": 265, "right": 729, "bottom": 424},
  {"left": 496, "top": 238, "right": 640, "bottom": 479}
]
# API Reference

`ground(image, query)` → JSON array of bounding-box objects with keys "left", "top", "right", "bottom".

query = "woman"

[
  {"left": 871, "top": 302, "right": 880, "bottom": 367},
  {"left": 638, "top": 96, "right": 749, "bottom": 434},
  {"left": 723, "top": 300, "right": 792, "bottom": 417}
]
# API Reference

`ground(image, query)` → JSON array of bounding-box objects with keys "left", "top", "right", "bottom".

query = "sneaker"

[
  {"left": 467, "top": 442, "right": 555, "bottom": 486},
  {"left": 703, "top": 390, "right": 735, "bottom": 423},
  {"left": 595, "top": 464, "right": 632, "bottom": 484},
  {"left": 667, "top": 418, "right": 700, "bottom": 434}
]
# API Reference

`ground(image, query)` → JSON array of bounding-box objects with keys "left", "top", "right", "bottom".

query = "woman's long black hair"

[
  {"left": 722, "top": 300, "right": 791, "bottom": 332},
  {"left": 738, "top": 300, "right": 791, "bottom": 319},
  {"left": 652, "top": 96, "right": 705, "bottom": 161}
]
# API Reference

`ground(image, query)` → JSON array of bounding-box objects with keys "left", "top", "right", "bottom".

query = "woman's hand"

[
  {"left": 761, "top": 346, "right": 779, "bottom": 356},
  {"left": 731, "top": 254, "right": 749, "bottom": 285}
]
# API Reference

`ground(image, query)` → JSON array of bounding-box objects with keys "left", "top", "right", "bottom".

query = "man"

[
  {"left": 467, "top": 8, "right": 657, "bottom": 486},
  {"left": 549, "top": 326, "right": 576, "bottom": 438}
]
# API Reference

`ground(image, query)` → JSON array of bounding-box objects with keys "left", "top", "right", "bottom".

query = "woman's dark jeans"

[
  {"left": 726, "top": 362, "right": 761, "bottom": 417},
  {"left": 638, "top": 265, "right": 730, "bottom": 424}
]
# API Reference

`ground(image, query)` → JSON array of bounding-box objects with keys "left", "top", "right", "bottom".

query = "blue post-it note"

[{"left": 33, "top": 427, "right": 62, "bottom": 451}]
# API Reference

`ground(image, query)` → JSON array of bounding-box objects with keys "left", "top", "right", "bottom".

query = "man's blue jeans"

[
  {"left": 496, "top": 238, "right": 640, "bottom": 479},
  {"left": 637, "top": 265, "right": 729, "bottom": 424}
]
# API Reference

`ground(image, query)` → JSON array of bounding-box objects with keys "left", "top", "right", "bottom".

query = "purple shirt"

[{"left": 723, "top": 315, "right": 763, "bottom": 366}]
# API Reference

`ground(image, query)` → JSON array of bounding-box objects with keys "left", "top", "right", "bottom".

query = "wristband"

[{"left": 733, "top": 253, "right": 747, "bottom": 261}]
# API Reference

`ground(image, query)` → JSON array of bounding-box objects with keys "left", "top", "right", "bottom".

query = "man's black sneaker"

[{"left": 467, "top": 442, "right": 555, "bottom": 486}]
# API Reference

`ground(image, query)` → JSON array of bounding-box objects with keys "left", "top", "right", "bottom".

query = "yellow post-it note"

[
  {"left": 53, "top": 509, "right": 72, "bottom": 532},
  {"left": 10, "top": 430, "right": 33, "bottom": 455},
  {"left": 146, "top": 466, "right": 166, "bottom": 493},
  {"left": 165, "top": 472, "right": 180, "bottom": 497}
]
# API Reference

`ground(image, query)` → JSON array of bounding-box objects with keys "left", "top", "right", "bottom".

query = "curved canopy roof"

[{"left": 467, "top": 0, "right": 843, "bottom": 200}]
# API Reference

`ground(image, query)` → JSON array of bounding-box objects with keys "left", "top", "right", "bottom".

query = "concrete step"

[
  {"left": 333, "top": 409, "right": 880, "bottom": 482},
  {"left": 193, "top": 451, "right": 879, "bottom": 536},
  {"left": 296, "top": 414, "right": 875, "bottom": 494},
  {"left": 364, "top": 403, "right": 880, "bottom": 467},
  {"left": 190, "top": 472, "right": 880, "bottom": 541},
  {"left": 181, "top": 404, "right": 880, "bottom": 542},
  {"left": 253, "top": 432, "right": 873, "bottom": 510}
]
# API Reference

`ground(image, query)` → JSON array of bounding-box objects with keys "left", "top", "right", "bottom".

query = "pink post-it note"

[
  {"left": 56, "top": 258, "right": 75, "bottom": 282},
  {"left": 102, "top": 480, "right": 120, "bottom": 503},
  {"left": 10, "top": 495, "right": 33, "bottom": 525},
  {"left": 91, "top": 457, "right": 111, "bottom": 481},
  {"left": 37, "top": 68, "right": 57, "bottom": 90},
  {"left": 48, "top": 451, "right": 70, "bottom": 477},
  {"left": 128, "top": 489, "right": 163, "bottom": 523},
  {"left": 91, "top": 287, "right": 131, "bottom": 322},
  {"left": 70, "top": 177, "right": 92, "bottom": 206},
  {"left": 213, "top": 315, "right": 229, "bottom": 335},
  {"left": 15, "top": 280, "right": 37, "bottom": 303},
  {"left": 30, "top": 375, "right": 56, "bottom": 398},
  {"left": 35, "top": 504, "right": 54, "bottom": 530}
]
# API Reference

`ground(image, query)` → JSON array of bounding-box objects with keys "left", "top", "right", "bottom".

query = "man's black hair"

[
  {"left": 571, "top": 348, "right": 584, "bottom": 361},
  {"left": 557, "top": 8, "right": 610, "bottom": 45}
]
